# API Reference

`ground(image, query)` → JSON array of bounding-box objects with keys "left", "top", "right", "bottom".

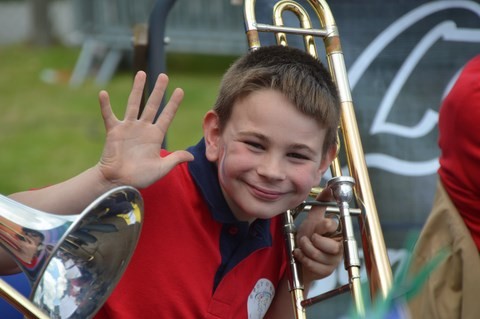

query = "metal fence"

[
  {"left": 70, "top": 0, "right": 246, "bottom": 86},
  {"left": 166, "top": 0, "right": 247, "bottom": 55},
  {"left": 70, "top": 0, "right": 157, "bottom": 86}
]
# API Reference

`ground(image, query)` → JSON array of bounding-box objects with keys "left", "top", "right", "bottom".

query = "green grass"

[{"left": 0, "top": 44, "right": 238, "bottom": 194}]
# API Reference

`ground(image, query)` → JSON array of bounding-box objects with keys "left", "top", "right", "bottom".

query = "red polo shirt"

[{"left": 94, "top": 139, "right": 287, "bottom": 318}]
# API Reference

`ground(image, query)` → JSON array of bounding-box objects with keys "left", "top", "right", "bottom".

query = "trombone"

[{"left": 243, "top": 0, "right": 393, "bottom": 317}]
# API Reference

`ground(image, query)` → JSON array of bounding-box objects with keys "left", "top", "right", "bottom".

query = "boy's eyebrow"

[
  {"left": 237, "top": 131, "right": 268, "bottom": 141},
  {"left": 289, "top": 143, "right": 318, "bottom": 156}
]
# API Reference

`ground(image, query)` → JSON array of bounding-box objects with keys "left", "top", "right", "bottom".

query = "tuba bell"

[
  {"left": 243, "top": 0, "right": 393, "bottom": 317},
  {"left": 0, "top": 186, "right": 143, "bottom": 319}
]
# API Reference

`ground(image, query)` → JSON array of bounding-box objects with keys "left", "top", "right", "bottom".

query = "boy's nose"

[{"left": 256, "top": 155, "right": 286, "bottom": 181}]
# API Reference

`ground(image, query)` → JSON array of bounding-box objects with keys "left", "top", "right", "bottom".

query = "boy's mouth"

[{"left": 247, "top": 183, "right": 285, "bottom": 201}]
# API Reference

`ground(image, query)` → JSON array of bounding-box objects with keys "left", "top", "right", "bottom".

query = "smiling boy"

[{"left": 2, "top": 45, "right": 343, "bottom": 318}]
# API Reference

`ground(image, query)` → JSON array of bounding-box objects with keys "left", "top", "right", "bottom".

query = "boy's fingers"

[
  {"left": 297, "top": 235, "right": 342, "bottom": 264},
  {"left": 311, "top": 233, "right": 342, "bottom": 256},
  {"left": 98, "top": 90, "right": 117, "bottom": 130},
  {"left": 140, "top": 73, "right": 169, "bottom": 122},
  {"left": 293, "top": 245, "right": 335, "bottom": 278},
  {"left": 318, "top": 216, "right": 341, "bottom": 236},
  {"left": 154, "top": 87, "right": 185, "bottom": 131},
  {"left": 160, "top": 151, "right": 194, "bottom": 172},
  {"left": 124, "top": 71, "right": 147, "bottom": 120}
]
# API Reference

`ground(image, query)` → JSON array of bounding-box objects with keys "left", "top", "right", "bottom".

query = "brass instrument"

[
  {"left": 0, "top": 186, "right": 143, "bottom": 318},
  {"left": 243, "top": 0, "right": 393, "bottom": 317}
]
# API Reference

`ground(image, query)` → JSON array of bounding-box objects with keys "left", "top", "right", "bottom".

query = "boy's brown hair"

[{"left": 213, "top": 45, "right": 340, "bottom": 155}]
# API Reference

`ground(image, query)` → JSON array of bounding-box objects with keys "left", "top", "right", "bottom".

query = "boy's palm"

[{"left": 97, "top": 72, "right": 194, "bottom": 189}]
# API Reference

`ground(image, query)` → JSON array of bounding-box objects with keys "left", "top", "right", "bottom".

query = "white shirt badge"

[{"left": 247, "top": 278, "right": 275, "bottom": 319}]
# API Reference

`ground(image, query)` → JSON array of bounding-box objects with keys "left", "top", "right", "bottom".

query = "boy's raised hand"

[{"left": 97, "top": 71, "right": 194, "bottom": 189}]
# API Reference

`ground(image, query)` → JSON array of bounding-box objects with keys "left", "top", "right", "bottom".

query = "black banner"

[{"left": 327, "top": 0, "right": 480, "bottom": 248}]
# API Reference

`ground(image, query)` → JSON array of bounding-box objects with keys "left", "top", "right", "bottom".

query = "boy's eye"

[
  {"left": 245, "top": 141, "right": 264, "bottom": 150},
  {"left": 288, "top": 152, "right": 310, "bottom": 160}
]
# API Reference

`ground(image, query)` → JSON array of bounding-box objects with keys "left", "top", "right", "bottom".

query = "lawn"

[{"left": 0, "top": 44, "right": 238, "bottom": 194}]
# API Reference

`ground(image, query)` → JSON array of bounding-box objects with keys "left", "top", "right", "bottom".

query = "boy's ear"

[
  {"left": 315, "top": 144, "right": 338, "bottom": 183},
  {"left": 203, "top": 110, "right": 221, "bottom": 162}
]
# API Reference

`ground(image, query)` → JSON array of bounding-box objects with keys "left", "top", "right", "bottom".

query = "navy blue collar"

[
  {"left": 187, "top": 139, "right": 274, "bottom": 291},
  {"left": 187, "top": 138, "right": 238, "bottom": 224}
]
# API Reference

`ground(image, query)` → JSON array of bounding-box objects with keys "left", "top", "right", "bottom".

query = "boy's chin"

[
  {"left": 240, "top": 206, "right": 286, "bottom": 221},
  {"left": 233, "top": 196, "right": 302, "bottom": 221}
]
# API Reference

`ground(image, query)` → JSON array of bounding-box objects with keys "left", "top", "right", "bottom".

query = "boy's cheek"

[{"left": 295, "top": 166, "right": 324, "bottom": 188}]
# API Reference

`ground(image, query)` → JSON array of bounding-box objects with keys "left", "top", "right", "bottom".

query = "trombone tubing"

[
  {"left": 0, "top": 278, "right": 48, "bottom": 319},
  {"left": 243, "top": 0, "right": 393, "bottom": 309}
]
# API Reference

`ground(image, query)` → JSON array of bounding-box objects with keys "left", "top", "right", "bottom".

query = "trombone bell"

[{"left": 0, "top": 186, "right": 143, "bottom": 318}]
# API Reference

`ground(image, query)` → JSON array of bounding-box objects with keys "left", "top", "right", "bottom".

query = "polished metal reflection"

[{"left": 0, "top": 186, "right": 143, "bottom": 318}]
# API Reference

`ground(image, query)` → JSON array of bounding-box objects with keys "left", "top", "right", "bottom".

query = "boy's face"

[{"left": 204, "top": 89, "right": 335, "bottom": 223}]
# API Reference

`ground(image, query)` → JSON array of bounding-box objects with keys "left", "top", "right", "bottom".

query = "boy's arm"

[
  {"left": 8, "top": 71, "right": 193, "bottom": 215},
  {"left": 1, "top": 71, "right": 193, "bottom": 275},
  {"left": 8, "top": 166, "right": 112, "bottom": 215}
]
